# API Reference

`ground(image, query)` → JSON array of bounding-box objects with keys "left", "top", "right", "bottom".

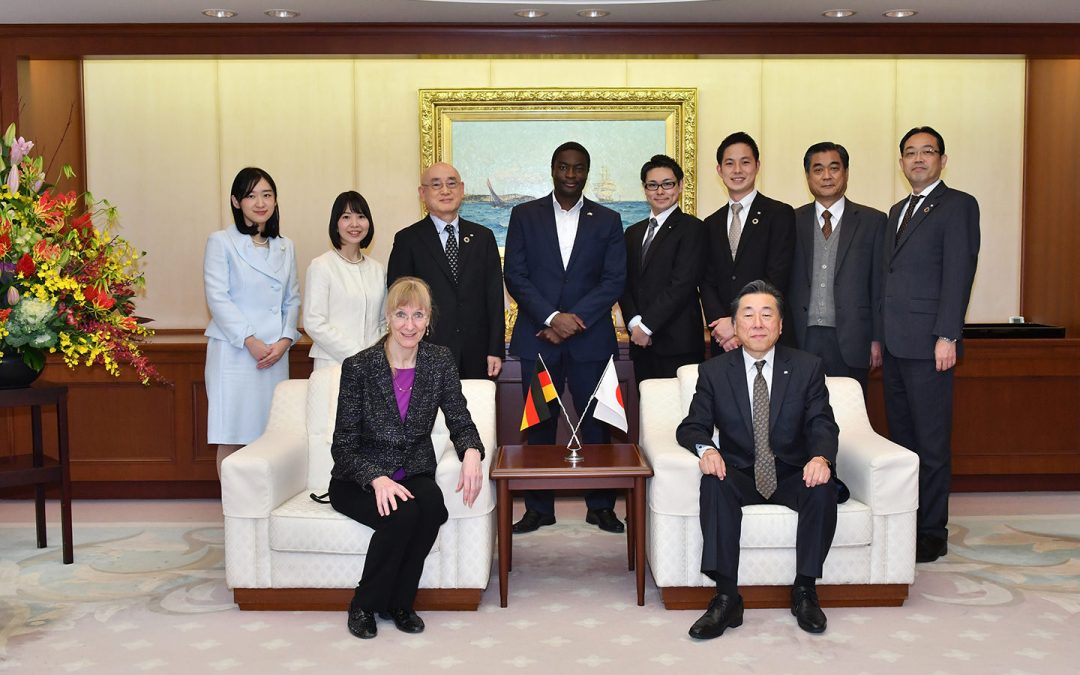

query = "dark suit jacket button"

[{"left": 731, "top": 275, "right": 737, "bottom": 280}]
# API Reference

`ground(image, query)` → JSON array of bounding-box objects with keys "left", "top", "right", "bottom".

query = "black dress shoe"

[
  {"left": 347, "top": 606, "right": 377, "bottom": 639},
  {"left": 378, "top": 608, "right": 425, "bottom": 634},
  {"left": 688, "top": 592, "right": 744, "bottom": 639},
  {"left": 585, "top": 508, "right": 625, "bottom": 533},
  {"left": 791, "top": 585, "right": 827, "bottom": 634},
  {"left": 916, "top": 534, "right": 948, "bottom": 563},
  {"left": 513, "top": 509, "right": 556, "bottom": 533}
]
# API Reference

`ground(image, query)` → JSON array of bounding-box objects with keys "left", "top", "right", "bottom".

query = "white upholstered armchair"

[
  {"left": 221, "top": 366, "right": 496, "bottom": 610},
  {"left": 639, "top": 366, "right": 918, "bottom": 609}
]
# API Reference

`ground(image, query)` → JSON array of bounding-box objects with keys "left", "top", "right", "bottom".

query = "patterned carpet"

[{"left": 1, "top": 497, "right": 1078, "bottom": 673}]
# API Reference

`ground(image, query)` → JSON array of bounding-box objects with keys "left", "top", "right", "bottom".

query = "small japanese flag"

[{"left": 592, "top": 356, "right": 627, "bottom": 432}]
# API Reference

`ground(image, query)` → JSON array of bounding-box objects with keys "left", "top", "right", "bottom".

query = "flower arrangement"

[{"left": 0, "top": 123, "right": 162, "bottom": 384}]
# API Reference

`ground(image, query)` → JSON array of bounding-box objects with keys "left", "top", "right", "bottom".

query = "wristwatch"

[{"left": 937, "top": 336, "right": 957, "bottom": 343}]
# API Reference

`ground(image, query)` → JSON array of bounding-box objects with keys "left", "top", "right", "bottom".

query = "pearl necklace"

[
  {"left": 333, "top": 248, "right": 364, "bottom": 265},
  {"left": 252, "top": 235, "right": 269, "bottom": 248}
]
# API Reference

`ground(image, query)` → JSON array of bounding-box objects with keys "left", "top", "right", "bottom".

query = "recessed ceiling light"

[
  {"left": 265, "top": 9, "right": 299, "bottom": 19},
  {"left": 515, "top": 9, "right": 548, "bottom": 18},
  {"left": 883, "top": 9, "right": 917, "bottom": 18},
  {"left": 822, "top": 9, "right": 856, "bottom": 18},
  {"left": 577, "top": 9, "right": 610, "bottom": 19},
  {"left": 201, "top": 9, "right": 237, "bottom": 19}
]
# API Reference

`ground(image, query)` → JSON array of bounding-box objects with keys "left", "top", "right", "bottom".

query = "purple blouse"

[{"left": 390, "top": 367, "right": 415, "bottom": 481}]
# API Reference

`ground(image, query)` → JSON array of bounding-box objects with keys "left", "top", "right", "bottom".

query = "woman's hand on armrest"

[{"left": 456, "top": 448, "right": 483, "bottom": 508}]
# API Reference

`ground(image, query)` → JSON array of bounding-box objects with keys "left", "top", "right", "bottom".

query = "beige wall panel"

[
  {"left": 488, "top": 58, "right": 628, "bottom": 89},
  {"left": 895, "top": 59, "right": 1025, "bottom": 322},
  {"left": 83, "top": 60, "right": 221, "bottom": 329},
  {"left": 351, "top": 59, "right": 491, "bottom": 268},
  {"left": 628, "top": 58, "right": 762, "bottom": 219},
  {"left": 761, "top": 59, "right": 898, "bottom": 213},
  {"left": 217, "top": 59, "right": 357, "bottom": 317}
]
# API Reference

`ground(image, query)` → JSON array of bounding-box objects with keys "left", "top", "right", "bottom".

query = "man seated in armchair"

[{"left": 676, "top": 279, "right": 841, "bottom": 639}]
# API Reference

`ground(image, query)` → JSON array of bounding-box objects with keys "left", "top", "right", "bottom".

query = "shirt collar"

[
  {"left": 552, "top": 193, "right": 584, "bottom": 215},
  {"left": 651, "top": 203, "right": 679, "bottom": 226},
  {"left": 730, "top": 189, "right": 758, "bottom": 213},
  {"left": 742, "top": 346, "right": 776, "bottom": 373},
  {"left": 913, "top": 180, "right": 941, "bottom": 199},
  {"left": 816, "top": 197, "right": 846, "bottom": 225},
  {"left": 430, "top": 213, "right": 459, "bottom": 233}
]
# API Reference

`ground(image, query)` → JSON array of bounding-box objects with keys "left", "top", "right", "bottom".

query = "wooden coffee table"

[{"left": 491, "top": 443, "right": 653, "bottom": 607}]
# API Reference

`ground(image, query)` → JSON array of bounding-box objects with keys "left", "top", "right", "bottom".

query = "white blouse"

[{"left": 303, "top": 249, "right": 387, "bottom": 367}]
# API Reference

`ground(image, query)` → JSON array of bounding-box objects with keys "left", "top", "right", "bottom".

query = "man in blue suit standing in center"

[{"left": 504, "top": 141, "right": 627, "bottom": 534}]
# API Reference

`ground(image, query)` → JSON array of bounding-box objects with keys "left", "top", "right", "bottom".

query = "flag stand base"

[{"left": 564, "top": 443, "right": 583, "bottom": 464}]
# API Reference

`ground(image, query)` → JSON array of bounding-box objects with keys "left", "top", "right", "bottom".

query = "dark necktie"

[
  {"left": 752, "top": 360, "right": 776, "bottom": 499},
  {"left": 445, "top": 222, "right": 459, "bottom": 282},
  {"left": 895, "top": 194, "right": 922, "bottom": 246},
  {"left": 822, "top": 209, "right": 833, "bottom": 240},
  {"left": 640, "top": 217, "right": 659, "bottom": 263}
]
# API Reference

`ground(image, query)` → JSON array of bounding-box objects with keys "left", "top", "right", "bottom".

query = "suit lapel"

[
  {"left": 727, "top": 353, "right": 754, "bottom": 440},
  {"left": 734, "top": 197, "right": 765, "bottom": 262},
  {"left": 796, "top": 208, "right": 815, "bottom": 284},
  {"left": 405, "top": 344, "right": 436, "bottom": 425},
  {"left": 641, "top": 208, "right": 679, "bottom": 270},
  {"left": 539, "top": 194, "right": 564, "bottom": 271},
  {"left": 418, "top": 217, "right": 456, "bottom": 283},
  {"left": 565, "top": 198, "right": 597, "bottom": 274},
  {"left": 834, "top": 205, "right": 858, "bottom": 272},
  {"left": 375, "top": 351, "right": 402, "bottom": 428},
  {"left": 768, "top": 348, "right": 791, "bottom": 432},
  {"left": 893, "top": 182, "right": 947, "bottom": 256},
  {"left": 226, "top": 227, "right": 286, "bottom": 280}
]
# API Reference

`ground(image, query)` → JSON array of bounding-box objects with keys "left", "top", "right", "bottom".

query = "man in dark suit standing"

[
  {"left": 619, "top": 154, "right": 706, "bottom": 385},
  {"left": 701, "top": 132, "right": 795, "bottom": 354},
  {"left": 677, "top": 280, "right": 839, "bottom": 639},
  {"left": 883, "top": 126, "right": 979, "bottom": 563},
  {"left": 788, "top": 142, "right": 886, "bottom": 396},
  {"left": 503, "top": 141, "right": 627, "bottom": 534},
  {"left": 387, "top": 162, "right": 505, "bottom": 379}
]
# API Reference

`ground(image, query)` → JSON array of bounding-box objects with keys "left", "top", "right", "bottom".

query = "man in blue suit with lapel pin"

[
  {"left": 788, "top": 142, "right": 886, "bottom": 397},
  {"left": 503, "top": 141, "right": 627, "bottom": 534},
  {"left": 883, "top": 126, "right": 980, "bottom": 564},
  {"left": 677, "top": 280, "right": 840, "bottom": 639}
]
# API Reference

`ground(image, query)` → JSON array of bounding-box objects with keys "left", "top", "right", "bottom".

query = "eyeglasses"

[
  {"left": 391, "top": 309, "right": 428, "bottom": 323},
  {"left": 421, "top": 179, "right": 460, "bottom": 191},
  {"left": 643, "top": 180, "right": 678, "bottom": 192},
  {"left": 902, "top": 148, "right": 940, "bottom": 160}
]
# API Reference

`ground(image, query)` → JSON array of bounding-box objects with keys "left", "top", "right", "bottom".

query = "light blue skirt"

[{"left": 205, "top": 337, "right": 289, "bottom": 445}]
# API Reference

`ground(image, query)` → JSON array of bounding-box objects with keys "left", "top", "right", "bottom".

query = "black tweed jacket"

[{"left": 330, "top": 340, "right": 484, "bottom": 489}]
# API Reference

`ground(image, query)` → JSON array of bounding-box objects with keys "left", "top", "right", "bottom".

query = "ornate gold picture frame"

[{"left": 419, "top": 87, "right": 698, "bottom": 246}]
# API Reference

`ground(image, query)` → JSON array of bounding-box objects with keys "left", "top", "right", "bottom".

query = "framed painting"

[{"left": 419, "top": 87, "right": 698, "bottom": 247}]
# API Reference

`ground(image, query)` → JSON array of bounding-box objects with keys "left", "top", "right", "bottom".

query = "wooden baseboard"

[
  {"left": 659, "top": 584, "right": 909, "bottom": 610},
  {"left": 233, "top": 587, "right": 484, "bottom": 611}
]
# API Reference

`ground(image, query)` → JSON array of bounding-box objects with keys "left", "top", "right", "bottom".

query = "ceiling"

[{"left": 1, "top": 0, "right": 1077, "bottom": 25}]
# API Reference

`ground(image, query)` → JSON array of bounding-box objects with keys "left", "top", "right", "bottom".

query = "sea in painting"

[{"left": 452, "top": 118, "right": 666, "bottom": 246}]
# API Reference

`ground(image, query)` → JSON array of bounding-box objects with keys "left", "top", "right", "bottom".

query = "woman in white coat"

[
  {"left": 304, "top": 191, "right": 387, "bottom": 370},
  {"left": 204, "top": 167, "right": 301, "bottom": 472}
]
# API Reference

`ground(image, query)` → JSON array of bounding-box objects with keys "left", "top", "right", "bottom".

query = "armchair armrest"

[
  {"left": 221, "top": 380, "right": 310, "bottom": 519},
  {"left": 436, "top": 443, "right": 495, "bottom": 517},
  {"left": 836, "top": 429, "right": 919, "bottom": 516}
]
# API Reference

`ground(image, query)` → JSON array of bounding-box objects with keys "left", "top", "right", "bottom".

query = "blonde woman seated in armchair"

[{"left": 328, "top": 276, "right": 484, "bottom": 639}]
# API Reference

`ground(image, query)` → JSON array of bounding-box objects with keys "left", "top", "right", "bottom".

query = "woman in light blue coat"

[{"left": 204, "top": 167, "right": 300, "bottom": 473}]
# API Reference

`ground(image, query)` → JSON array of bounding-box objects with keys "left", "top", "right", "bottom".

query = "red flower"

[
  {"left": 33, "top": 239, "right": 61, "bottom": 261},
  {"left": 0, "top": 308, "right": 11, "bottom": 322},
  {"left": 15, "top": 253, "right": 35, "bottom": 277},
  {"left": 83, "top": 285, "right": 116, "bottom": 310},
  {"left": 0, "top": 233, "right": 10, "bottom": 257}
]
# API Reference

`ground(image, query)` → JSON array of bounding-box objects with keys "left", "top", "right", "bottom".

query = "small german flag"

[{"left": 520, "top": 359, "right": 558, "bottom": 430}]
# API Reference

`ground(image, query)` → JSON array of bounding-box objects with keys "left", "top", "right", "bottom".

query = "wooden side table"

[
  {"left": 0, "top": 384, "right": 73, "bottom": 564},
  {"left": 491, "top": 443, "right": 653, "bottom": 607}
]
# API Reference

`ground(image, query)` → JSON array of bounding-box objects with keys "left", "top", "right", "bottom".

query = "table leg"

[
  {"left": 634, "top": 476, "right": 646, "bottom": 606},
  {"left": 625, "top": 489, "right": 634, "bottom": 571},
  {"left": 31, "top": 405, "right": 46, "bottom": 549},
  {"left": 58, "top": 392, "right": 73, "bottom": 565},
  {"left": 497, "top": 479, "right": 510, "bottom": 608}
]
